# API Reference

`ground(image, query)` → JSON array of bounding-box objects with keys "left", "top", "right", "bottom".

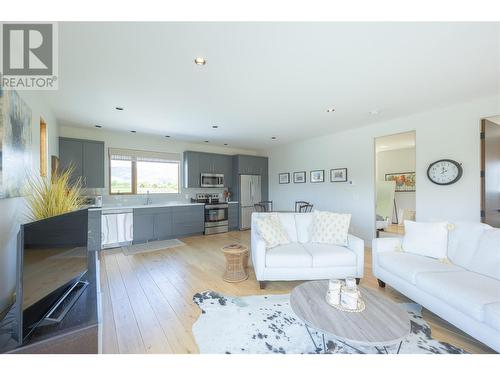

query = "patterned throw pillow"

[
  {"left": 310, "top": 211, "right": 351, "bottom": 246},
  {"left": 255, "top": 214, "right": 291, "bottom": 249}
]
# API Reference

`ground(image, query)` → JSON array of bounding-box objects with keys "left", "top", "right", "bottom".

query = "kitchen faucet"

[{"left": 145, "top": 191, "right": 152, "bottom": 205}]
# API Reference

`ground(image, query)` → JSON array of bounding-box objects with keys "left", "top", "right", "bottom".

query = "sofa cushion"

[
  {"left": 255, "top": 214, "right": 290, "bottom": 249},
  {"left": 447, "top": 221, "right": 490, "bottom": 269},
  {"left": 265, "top": 243, "right": 312, "bottom": 268},
  {"left": 483, "top": 302, "right": 500, "bottom": 332},
  {"left": 468, "top": 228, "right": 500, "bottom": 281},
  {"left": 277, "top": 213, "right": 298, "bottom": 242},
  {"left": 378, "top": 252, "right": 461, "bottom": 285},
  {"left": 402, "top": 221, "right": 449, "bottom": 259},
  {"left": 415, "top": 270, "right": 500, "bottom": 321},
  {"left": 302, "top": 243, "right": 356, "bottom": 267},
  {"left": 295, "top": 213, "right": 313, "bottom": 243},
  {"left": 310, "top": 211, "right": 351, "bottom": 246}
]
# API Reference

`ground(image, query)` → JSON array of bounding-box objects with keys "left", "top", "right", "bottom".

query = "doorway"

[
  {"left": 481, "top": 116, "right": 500, "bottom": 228},
  {"left": 375, "top": 131, "right": 416, "bottom": 237}
]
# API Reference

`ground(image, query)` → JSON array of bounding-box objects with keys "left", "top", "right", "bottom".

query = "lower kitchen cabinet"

[
  {"left": 133, "top": 205, "right": 204, "bottom": 244},
  {"left": 228, "top": 203, "right": 239, "bottom": 230}
]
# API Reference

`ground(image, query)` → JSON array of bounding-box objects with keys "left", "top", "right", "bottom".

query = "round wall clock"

[{"left": 427, "top": 159, "right": 463, "bottom": 185}]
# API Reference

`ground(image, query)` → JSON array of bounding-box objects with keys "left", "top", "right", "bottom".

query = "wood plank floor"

[{"left": 99, "top": 230, "right": 495, "bottom": 354}]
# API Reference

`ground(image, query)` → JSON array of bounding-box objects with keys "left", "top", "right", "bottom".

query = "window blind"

[{"left": 109, "top": 148, "right": 181, "bottom": 163}]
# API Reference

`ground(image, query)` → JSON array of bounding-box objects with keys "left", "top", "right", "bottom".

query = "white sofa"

[
  {"left": 251, "top": 212, "right": 364, "bottom": 287},
  {"left": 372, "top": 221, "right": 500, "bottom": 352}
]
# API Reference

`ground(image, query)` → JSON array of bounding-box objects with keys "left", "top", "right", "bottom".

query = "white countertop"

[{"left": 89, "top": 201, "right": 239, "bottom": 212}]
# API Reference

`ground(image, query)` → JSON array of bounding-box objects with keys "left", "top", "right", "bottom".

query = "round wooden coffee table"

[
  {"left": 290, "top": 280, "right": 410, "bottom": 353},
  {"left": 222, "top": 244, "right": 249, "bottom": 283}
]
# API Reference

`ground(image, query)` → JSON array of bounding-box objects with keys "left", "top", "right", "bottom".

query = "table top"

[
  {"left": 290, "top": 281, "right": 410, "bottom": 346},
  {"left": 222, "top": 243, "right": 248, "bottom": 254}
]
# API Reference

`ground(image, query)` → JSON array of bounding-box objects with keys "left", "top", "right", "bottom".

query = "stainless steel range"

[{"left": 195, "top": 193, "right": 228, "bottom": 235}]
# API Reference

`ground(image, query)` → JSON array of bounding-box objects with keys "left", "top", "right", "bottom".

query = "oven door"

[
  {"left": 201, "top": 173, "right": 224, "bottom": 188},
  {"left": 205, "top": 205, "right": 228, "bottom": 223}
]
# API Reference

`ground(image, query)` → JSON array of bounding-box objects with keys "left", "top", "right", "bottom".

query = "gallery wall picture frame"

[
  {"left": 279, "top": 172, "right": 290, "bottom": 184},
  {"left": 330, "top": 168, "right": 348, "bottom": 182},
  {"left": 310, "top": 170, "right": 325, "bottom": 183},
  {"left": 293, "top": 171, "right": 306, "bottom": 183},
  {"left": 385, "top": 172, "right": 416, "bottom": 192}
]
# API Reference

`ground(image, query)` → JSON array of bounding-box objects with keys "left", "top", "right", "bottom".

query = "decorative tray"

[{"left": 325, "top": 292, "right": 366, "bottom": 313}]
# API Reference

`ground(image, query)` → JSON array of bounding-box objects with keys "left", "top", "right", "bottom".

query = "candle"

[
  {"left": 327, "top": 279, "right": 342, "bottom": 305},
  {"left": 340, "top": 287, "right": 359, "bottom": 310},
  {"left": 345, "top": 277, "right": 357, "bottom": 289}
]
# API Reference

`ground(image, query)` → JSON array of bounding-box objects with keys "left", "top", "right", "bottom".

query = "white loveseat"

[
  {"left": 372, "top": 222, "right": 500, "bottom": 352},
  {"left": 251, "top": 212, "right": 364, "bottom": 287}
]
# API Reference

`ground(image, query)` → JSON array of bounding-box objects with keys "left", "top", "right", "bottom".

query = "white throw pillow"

[
  {"left": 402, "top": 220, "right": 449, "bottom": 259},
  {"left": 255, "top": 214, "right": 290, "bottom": 249},
  {"left": 310, "top": 211, "right": 351, "bottom": 246},
  {"left": 467, "top": 228, "right": 500, "bottom": 281},
  {"left": 295, "top": 213, "right": 314, "bottom": 243}
]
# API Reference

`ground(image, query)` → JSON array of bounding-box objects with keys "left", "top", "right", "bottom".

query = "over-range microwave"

[{"left": 201, "top": 173, "right": 225, "bottom": 188}]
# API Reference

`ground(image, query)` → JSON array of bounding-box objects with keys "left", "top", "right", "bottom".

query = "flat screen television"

[{"left": 0, "top": 209, "right": 89, "bottom": 353}]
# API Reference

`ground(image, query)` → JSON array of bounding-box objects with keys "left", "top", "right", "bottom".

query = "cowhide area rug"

[{"left": 192, "top": 291, "right": 467, "bottom": 354}]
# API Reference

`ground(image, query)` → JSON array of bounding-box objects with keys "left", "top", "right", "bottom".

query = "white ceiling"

[
  {"left": 45, "top": 22, "right": 500, "bottom": 150},
  {"left": 375, "top": 131, "right": 415, "bottom": 152}
]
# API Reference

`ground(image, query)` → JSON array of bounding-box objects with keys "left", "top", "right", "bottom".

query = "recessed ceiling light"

[
  {"left": 326, "top": 108, "right": 335, "bottom": 113},
  {"left": 130, "top": 130, "right": 136, "bottom": 133},
  {"left": 271, "top": 136, "right": 277, "bottom": 140},
  {"left": 212, "top": 125, "right": 218, "bottom": 129},
  {"left": 369, "top": 109, "right": 380, "bottom": 115},
  {"left": 95, "top": 125, "right": 102, "bottom": 128},
  {"left": 194, "top": 57, "right": 207, "bottom": 65},
  {"left": 115, "top": 107, "right": 124, "bottom": 111}
]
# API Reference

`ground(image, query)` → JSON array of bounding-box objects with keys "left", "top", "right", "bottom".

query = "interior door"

[{"left": 483, "top": 119, "right": 500, "bottom": 227}]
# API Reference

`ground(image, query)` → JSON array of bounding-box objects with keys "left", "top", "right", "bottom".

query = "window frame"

[{"left": 108, "top": 148, "right": 181, "bottom": 195}]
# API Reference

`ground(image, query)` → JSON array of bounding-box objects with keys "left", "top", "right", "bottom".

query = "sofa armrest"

[
  {"left": 251, "top": 228, "right": 267, "bottom": 281},
  {"left": 371, "top": 237, "right": 402, "bottom": 278},
  {"left": 372, "top": 237, "right": 402, "bottom": 253},
  {"left": 347, "top": 234, "right": 364, "bottom": 278}
]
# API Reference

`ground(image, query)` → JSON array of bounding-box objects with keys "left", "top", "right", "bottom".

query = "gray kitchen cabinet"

[
  {"left": 133, "top": 211, "right": 155, "bottom": 244},
  {"left": 153, "top": 210, "right": 173, "bottom": 240},
  {"left": 183, "top": 151, "right": 201, "bottom": 188},
  {"left": 133, "top": 205, "right": 204, "bottom": 244},
  {"left": 59, "top": 138, "right": 83, "bottom": 185},
  {"left": 82, "top": 141, "right": 105, "bottom": 188},
  {"left": 183, "top": 151, "right": 233, "bottom": 188},
  {"left": 172, "top": 205, "right": 204, "bottom": 236},
  {"left": 228, "top": 203, "right": 239, "bottom": 230},
  {"left": 59, "top": 137, "right": 105, "bottom": 188}
]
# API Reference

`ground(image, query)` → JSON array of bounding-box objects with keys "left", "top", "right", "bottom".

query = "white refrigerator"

[{"left": 239, "top": 175, "right": 262, "bottom": 230}]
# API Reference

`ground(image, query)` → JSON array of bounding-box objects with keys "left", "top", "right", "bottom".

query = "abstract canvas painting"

[
  {"left": 385, "top": 172, "right": 416, "bottom": 192},
  {"left": 0, "top": 89, "right": 33, "bottom": 198}
]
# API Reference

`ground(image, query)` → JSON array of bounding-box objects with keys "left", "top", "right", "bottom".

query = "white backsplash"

[{"left": 82, "top": 187, "right": 228, "bottom": 207}]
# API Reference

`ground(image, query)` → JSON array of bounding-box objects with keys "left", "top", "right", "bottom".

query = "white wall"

[
  {"left": 266, "top": 95, "right": 500, "bottom": 242},
  {"left": 58, "top": 125, "right": 262, "bottom": 203},
  {"left": 0, "top": 91, "right": 59, "bottom": 313},
  {"left": 376, "top": 147, "right": 416, "bottom": 222}
]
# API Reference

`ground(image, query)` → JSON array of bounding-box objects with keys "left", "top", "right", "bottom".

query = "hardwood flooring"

[{"left": 99, "top": 230, "right": 495, "bottom": 354}]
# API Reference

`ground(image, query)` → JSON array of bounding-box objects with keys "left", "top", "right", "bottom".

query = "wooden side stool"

[{"left": 222, "top": 243, "right": 249, "bottom": 283}]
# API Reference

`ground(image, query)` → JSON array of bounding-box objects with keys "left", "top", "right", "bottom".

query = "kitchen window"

[{"left": 109, "top": 148, "right": 180, "bottom": 195}]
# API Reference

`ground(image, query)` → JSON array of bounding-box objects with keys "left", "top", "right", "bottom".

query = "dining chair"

[
  {"left": 254, "top": 203, "right": 267, "bottom": 212},
  {"left": 259, "top": 200, "right": 273, "bottom": 212},
  {"left": 298, "top": 203, "right": 314, "bottom": 213},
  {"left": 295, "top": 201, "right": 310, "bottom": 212}
]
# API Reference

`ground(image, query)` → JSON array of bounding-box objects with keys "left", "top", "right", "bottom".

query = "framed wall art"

[
  {"left": 310, "top": 170, "right": 324, "bottom": 183},
  {"left": 279, "top": 172, "right": 290, "bottom": 184},
  {"left": 293, "top": 171, "right": 306, "bottom": 183},
  {"left": 385, "top": 172, "right": 416, "bottom": 192},
  {"left": 330, "top": 168, "right": 348, "bottom": 182}
]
